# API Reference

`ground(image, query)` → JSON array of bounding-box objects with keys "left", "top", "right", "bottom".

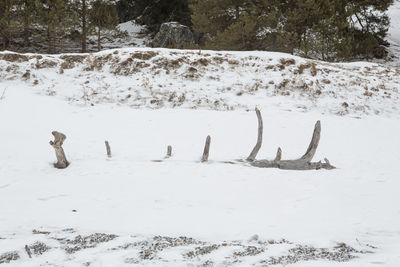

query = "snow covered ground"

[
  {"left": 1, "top": 48, "right": 399, "bottom": 117},
  {"left": 1, "top": 48, "right": 400, "bottom": 266}
]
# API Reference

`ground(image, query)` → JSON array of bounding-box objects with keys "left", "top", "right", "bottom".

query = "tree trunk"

[
  {"left": 23, "top": 0, "right": 30, "bottom": 46},
  {"left": 97, "top": 27, "right": 101, "bottom": 51},
  {"left": 49, "top": 131, "right": 69, "bottom": 169},
  {"left": 81, "top": 0, "right": 87, "bottom": 52}
]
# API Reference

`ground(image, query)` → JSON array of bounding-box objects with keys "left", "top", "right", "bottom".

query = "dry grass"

[
  {"left": 130, "top": 51, "right": 158, "bottom": 60},
  {"left": 35, "top": 59, "right": 58, "bottom": 69},
  {"left": 59, "top": 55, "right": 86, "bottom": 64},
  {"left": 0, "top": 53, "right": 29, "bottom": 62}
]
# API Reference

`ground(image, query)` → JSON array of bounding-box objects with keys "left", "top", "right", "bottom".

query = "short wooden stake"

[
  {"left": 166, "top": 145, "right": 172, "bottom": 158},
  {"left": 105, "top": 141, "right": 111, "bottom": 158},
  {"left": 201, "top": 135, "right": 211, "bottom": 163}
]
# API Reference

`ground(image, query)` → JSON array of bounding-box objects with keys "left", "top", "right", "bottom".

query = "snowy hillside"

[
  {"left": 1, "top": 48, "right": 400, "bottom": 266},
  {"left": 1, "top": 48, "right": 400, "bottom": 117}
]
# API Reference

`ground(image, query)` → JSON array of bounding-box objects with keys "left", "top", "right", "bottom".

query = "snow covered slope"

[
  {"left": 1, "top": 48, "right": 400, "bottom": 266},
  {"left": 1, "top": 48, "right": 399, "bottom": 117}
]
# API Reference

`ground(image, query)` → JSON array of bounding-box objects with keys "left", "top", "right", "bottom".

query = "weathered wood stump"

[{"left": 49, "top": 131, "right": 69, "bottom": 169}]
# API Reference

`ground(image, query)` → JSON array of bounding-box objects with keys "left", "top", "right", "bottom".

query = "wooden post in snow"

[
  {"left": 105, "top": 141, "right": 111, "bottom": 158},
  {"left": 201, "top": 135, "right": 211, "bottom": 163},
  {"left": 166, "top": 145, "right": 172, "bottom": 158}
]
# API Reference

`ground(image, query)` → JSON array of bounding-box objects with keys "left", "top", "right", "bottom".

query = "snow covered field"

[{"left": 1, "top": 48, "right": 400, "bottom": 266}]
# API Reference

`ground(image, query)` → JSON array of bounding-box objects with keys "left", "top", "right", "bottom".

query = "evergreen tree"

[
  {"left": 89, "top": 0, "right": 119, "bottom": 51},
  {"left": 81, "top": 0, "right": 88, "bottom": 52},
  {"left": 37, "top": 0, "right": 73, "bottom": 53},
  {"left": 191, "top": 0, "right": 394, "bottom": 60},
  {"left": 116, "top": 0, "right": 136, "bottom": 23},
  {"left": 0, "top": 0, "right": 15, "bottom": 49},
  {"left": 15, "top": 0, "right": 38, "bottom": 47},
  {"left": 346, "top": 0, "right": 393, "bottom": 57},
  {"left": 135, "top": 0, "right": 191, "bottom": 32}
]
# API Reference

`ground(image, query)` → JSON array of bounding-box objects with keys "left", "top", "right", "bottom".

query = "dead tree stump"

[
  {"left": 49, "top": 131, "right": 69, "bottom": 169},
  {"left": 105, "top": 141, "right": 111, "bottom": 158},
  {"left": 201, "top": 135, "right": 211, "bottom": 162}
]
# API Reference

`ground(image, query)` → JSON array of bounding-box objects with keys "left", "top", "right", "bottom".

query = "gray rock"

[{"left": 152, "top": 22, "right": 195, "bottom": 49}]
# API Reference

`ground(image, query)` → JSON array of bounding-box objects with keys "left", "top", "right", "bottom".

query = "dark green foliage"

[
  {"left": 0, "top": 0, "right": 395, "bottom": 61},
  {"left": 89, "top": 0, "right": 119, "bottom": 51},
  {"left": 191, "top": 0, "right": 394, "bottom": 60},
  {"left": 134, "top": 0, "right": 192, "bottom": 32},
  {"left": 0, "top": 0, "right": 15, "bottom": 49},
  {"left": 37, "top": 0, "right": 73, "bottom": 53},
  {"left": 116, "top": 0, "right": 136, "bottom": 23}
]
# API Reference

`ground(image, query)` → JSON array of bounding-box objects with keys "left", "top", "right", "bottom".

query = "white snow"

[
  {"left": 1, "top": 48, "right": 399, "bottom": 117},
  {"left": 117, "top": 21, "right": 147, "bottom": 36},
  {"left": 1, "top": 47, "right": 400, "bottom": 266}
]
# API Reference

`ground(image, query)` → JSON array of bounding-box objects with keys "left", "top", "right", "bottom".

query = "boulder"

[{"left": 152, "top": 22, "right": 195, "bottom": 49}]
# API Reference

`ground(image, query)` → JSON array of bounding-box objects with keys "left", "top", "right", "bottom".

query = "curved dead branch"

[
  {"left": 247, "top": 107, "right": 263, "bottom": 162},
  {"left": 300, "top": 121, "right": 321, "bottom": 162}
]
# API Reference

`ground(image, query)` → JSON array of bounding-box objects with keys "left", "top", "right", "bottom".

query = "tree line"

[
  {"left": 0, "top": 0, "right": 119, "bottom": 53},
  {"left": 189, "top": 0, "right": 394, "bottom": 60},
  {"left": 1, "top": 0, "right": 395, "bottom": 61}
]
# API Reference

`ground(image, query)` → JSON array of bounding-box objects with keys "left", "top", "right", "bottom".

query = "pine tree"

[
  {"left": 347, "top": 0, "right": 393, "bottom": 57},
  {"left": 14, "top": 0, "right": 38, "bottom": 47},
  {"left": 0, "top": 0, "right": 15, "bottom": 50},
  {"left": 81, "top": 0, "right": 88, "bottom": 52},
  {"left": 191, "top": 0, "right": 254, "bottom": 50},
  {"left": 116, "top": 0, "right": 136, "bottom": 22},
  {"left": 37, "top": 0, "right": 71, "bottom": 53},
  {"left": 134, "top": 0, "right": 191, "bottom": 32},
  {"left": 89, "top": 0, "right": 119, "bottom": 51},
  {"left": 190, "top": 0, "right": 394, "bottom": 60}
]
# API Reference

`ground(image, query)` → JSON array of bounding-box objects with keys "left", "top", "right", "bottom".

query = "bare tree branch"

[{"left": 247, "top": 107, "right": 263, "bottom": 161}]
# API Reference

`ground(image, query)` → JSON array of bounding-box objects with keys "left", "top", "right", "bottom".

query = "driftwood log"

[
  {"left": 201, "top": 135, "right": 211, "bottom": 162},
  {"left": 247, "top": 109, "right": 335, "bottom": 170},
  {"left": 49, "top": 131, "right": 69, "bottom": 169}
]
